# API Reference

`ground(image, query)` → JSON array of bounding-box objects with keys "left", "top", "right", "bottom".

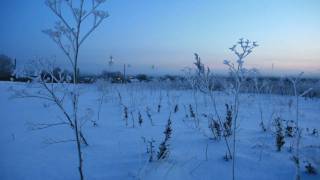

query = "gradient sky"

[{"left": 0, "top": 0, "right": 320, "bottom": 76}]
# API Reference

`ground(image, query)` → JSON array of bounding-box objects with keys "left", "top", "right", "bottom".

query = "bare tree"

[
  {"left": 11, "top": 1, "right": 108, "bottom": 180},
  {"left": 44, "top": 1, "right": 108, "bottom": 179},
  {"left": 224, "top": 38, "right": 258, "bottom": 180},
  {"left": 289, "top": 72, "right": 313, "bottom": 180}
]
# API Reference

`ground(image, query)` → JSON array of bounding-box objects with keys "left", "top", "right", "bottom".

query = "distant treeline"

[
  {"left": 0, "top": 54, "right": 319, "bottom": 97},
  {"left": 156, "top": 75, "right": 320, "bottom": 98},
  {"left": 6, "top": 71, "right": 320, "bottom": 98}
]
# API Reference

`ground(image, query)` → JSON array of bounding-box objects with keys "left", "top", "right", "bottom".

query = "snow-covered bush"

[
  {"left": 304, "top": 161, "right": 317, "bottom": 175},
  {"left": 138, "top": 111, "right": 143, "bottom": 127},
  {"left": 285, "top": 120, "right": 297, "bottom": 138},
  {"left": 189, "top": 104, "right": 196, "bottom": 119},
  {"left": 184, "top": 53, "right": 233, "bottom": 160},
  {"left": 223, "top": 104, "right": 233, "bottom": 137},
  {"left": 273, "top": 117, "right": 285, "bottom": 151},
  {"left": 209, "top": 119, "right": 222, "bottom": 140},
  {"left": 157, "top": 113, "right": 173, "bottom": 160},
  {"left": 174, "top": 104, "right": 179, "bottom": 113}
]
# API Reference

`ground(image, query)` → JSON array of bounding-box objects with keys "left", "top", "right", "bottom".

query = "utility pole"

[
  {"left": 123, "top": 64, "right": 126, "bottom": 84},
  {"left": 108, "top": 55, "right": 114, "bottom": 67}
]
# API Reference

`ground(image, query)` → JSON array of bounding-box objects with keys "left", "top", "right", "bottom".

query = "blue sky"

[{"left": 0, "top": 0, "right": 319, "bottom": 76}]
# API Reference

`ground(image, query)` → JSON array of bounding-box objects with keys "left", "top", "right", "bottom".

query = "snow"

[{"left": 0, "top": 81, "right": 319, "bottom": 180}]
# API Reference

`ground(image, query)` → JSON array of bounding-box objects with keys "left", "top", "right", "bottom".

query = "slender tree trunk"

[
  {"left": 73, "top": 2, "right": 85, "bottom": 178},
  {"left": 74, "top": 104, "right": 84, "bottom": 180},
  {"left": 232, "top": 80, "right": 241, "bottom": 180},
  {"left": 44, "top": 1, "right": 108, "bottom": 179}
]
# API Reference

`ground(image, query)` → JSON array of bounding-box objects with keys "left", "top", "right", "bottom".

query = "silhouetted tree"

[{"left": 0, "top": 54, "right": 15, "bottom": 80}]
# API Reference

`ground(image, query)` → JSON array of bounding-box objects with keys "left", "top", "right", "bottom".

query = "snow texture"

[{"left": 0, "top": 81, "right": 319, "bottom": 180}]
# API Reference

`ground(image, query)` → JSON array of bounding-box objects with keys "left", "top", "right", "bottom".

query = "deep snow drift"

[{"left": 0, "top": 81, "right": 319, "bottom": 180}]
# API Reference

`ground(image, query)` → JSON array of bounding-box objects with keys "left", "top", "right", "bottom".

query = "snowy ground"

[{"left": 0, "top": 81, "right": 319, "bottom": 180}]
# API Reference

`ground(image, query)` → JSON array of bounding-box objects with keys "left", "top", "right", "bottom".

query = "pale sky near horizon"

[{"left": 0, "top": 0, "right": 319, "bottom": 76}]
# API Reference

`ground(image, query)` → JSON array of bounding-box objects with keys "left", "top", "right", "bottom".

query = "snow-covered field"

[{"left": 0, "top": 81, "right": 319, "bottom": 180}]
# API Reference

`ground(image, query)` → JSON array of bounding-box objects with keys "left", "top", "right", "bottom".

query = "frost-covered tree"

[
  {"left": 11, "top": 1, "right": 109, "bottom": 180},
  {"left": 43, "top": 1, "right": 108, "bottom": 179},
  {"left": 223, "top": 38, "right": 258, "bottom": 180},
  {"left": 288, "top": 72, "right": 313, "bottom": 180}
]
